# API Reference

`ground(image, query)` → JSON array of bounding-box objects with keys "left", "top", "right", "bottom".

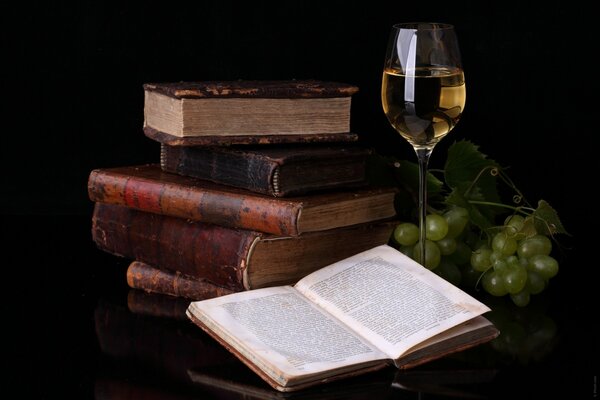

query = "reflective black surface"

[{"left": 4, "top": 215, "right": 595, "bottom": 399}]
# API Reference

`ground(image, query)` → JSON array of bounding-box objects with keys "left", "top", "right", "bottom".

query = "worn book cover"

[
  {"left": 127, "top": 261, "right": 235, "bottom": 301},
  {"left": 88, "top": 164, "right": 396, "bottom": 235},
  {"left": 143, "top": 80, "right": 359, "bottom": 145},
  {"left": 91, "top": 203, "right": 396, "bottom": 291},
  {"left": 160, "top": 144, "right": 371, "bottom": 197}
]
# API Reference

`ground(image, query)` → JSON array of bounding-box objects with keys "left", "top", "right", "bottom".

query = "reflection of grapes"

[
  {"left": 484, "top": 299, "right": 558, "bottom": 364},
  {"left": 391, "top": 207, "right": 560, "bottom": 307}
]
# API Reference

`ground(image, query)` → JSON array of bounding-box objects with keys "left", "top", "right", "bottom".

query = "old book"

[
  {"left": 127, "top": 261, "right": 235, "bottom": 300},
  {"left": 91, "top": 203, "right": 395, "bottom": 291},
  {"left": 186, "top": 245, "right": 499, "bottom": 392},
  {"left": 88, "top": 164, "right": 396, "bottom": 235},
  {"left": 143, "top": 80, "right": 359, "bottom": 145},
  {"left": 160, "top": 144, "right": 371, "bottom": 197}
]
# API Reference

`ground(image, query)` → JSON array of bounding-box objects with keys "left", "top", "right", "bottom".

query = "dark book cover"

[
  {"left": 161, "top": 144, "right": 370, "bottom": 196},
  {"left": 143, "top": 80, "right": 359, "bottom": 99},
  {"left": 144, "top": 127, "right": 359, "bottom": 147}
]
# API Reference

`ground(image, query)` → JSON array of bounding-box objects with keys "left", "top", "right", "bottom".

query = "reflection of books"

[
  {"left": 143, "top": 80, "right": 358, "bottom": 145},
  {"left": 94, "top": 299, "right": 236, "bottom": 383},
  {"left": 126, "top": 289, "right": 191, "bottom": 320},
  {"left": 187, "top": 364, "right": 395, "bottom": 399},
  {"left": 186, "top": 245, "right": 499, "bottom": 392},
  {"left": 392, "top": 369, "right": 497, "bottom": 399}
]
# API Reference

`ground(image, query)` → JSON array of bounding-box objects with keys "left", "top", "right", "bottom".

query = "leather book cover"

[
  {"left": 160, "top": 144, "right": 370, "bottom": 196},
  {"left": 127, "top": 261, "right": 235, "bottom": 300}
]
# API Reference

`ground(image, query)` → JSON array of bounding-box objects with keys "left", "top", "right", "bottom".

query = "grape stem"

[{"left": 467, "top": 200, "right": 535, "bottom": 214}]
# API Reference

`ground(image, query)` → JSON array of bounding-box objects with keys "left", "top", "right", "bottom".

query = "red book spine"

[
  {"left": 88, "top": 165, "right": 301, "bottom": 236},
  {"left": 127, "top": 261, "right": 235, "bottom": 300}
]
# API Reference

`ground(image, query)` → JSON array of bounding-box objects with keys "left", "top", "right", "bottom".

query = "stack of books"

[{"left": 89, "top": 80, "right": 398, "bottom": 300}]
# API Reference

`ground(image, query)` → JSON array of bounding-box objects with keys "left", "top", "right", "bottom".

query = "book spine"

[
  {"left": 127, "top": 261, "right": 235, "bottom": 300},
  {"left": 161, "top": 145, "right": 278, "bottom": 196},
  {"left": 92, "top": 203, "right": 259, "bottom": 291},
  {"left": 88, "top": 167, "right": 302, "bottom": 236}
]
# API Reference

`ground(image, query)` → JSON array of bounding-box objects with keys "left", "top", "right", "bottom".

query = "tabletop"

[{"left": 4, "top": 215, "right": 595, "bottom": 399}]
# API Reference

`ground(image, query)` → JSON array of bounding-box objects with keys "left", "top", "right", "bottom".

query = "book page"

[
  {"left": 294, "top": 245, "right": 491, "bottom": 358},
  {"left": 187, "top": 286, "right": 388, "bottom": 387}
]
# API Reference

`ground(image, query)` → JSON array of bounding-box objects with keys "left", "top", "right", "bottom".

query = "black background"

[{"left": 1, "top": 1, "right": 597, "bottom": 398}]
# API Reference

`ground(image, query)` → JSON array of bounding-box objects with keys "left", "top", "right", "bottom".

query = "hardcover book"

[
  {"left": 88, "top": 164, "right": 396, "bottom": 235},
  {"left": 91, "top": 203, "right": 396, "bottom": 291},
  {"left": 186, "top": 245, "right": 499, "bottom": 392},
  {"left": 160, "top": 144, "right": 371, "bottom": 197},
  {"left": 143, "top": 80, "right": 359, "bottom": 145}
]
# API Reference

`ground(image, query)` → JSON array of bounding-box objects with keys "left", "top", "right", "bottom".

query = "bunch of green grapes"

[{"left": 392, "top": 207, "right": 559, "bottom": 307}]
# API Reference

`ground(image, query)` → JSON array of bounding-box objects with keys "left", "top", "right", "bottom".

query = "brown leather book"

[
  {"left": 88, "top": 164, "right": 396, "bottom": 236},
  {"left": 143, "top": 80, "right": 359, "bottom": 146},
  {"left": 91, "top": 203, "right": 396, "bottom": 291},
  {"left": 127, "top": 261, "right": 235, "bottom": 301},
  {"left": 160, "top": 144, "right": 371, "bottom": 197}
]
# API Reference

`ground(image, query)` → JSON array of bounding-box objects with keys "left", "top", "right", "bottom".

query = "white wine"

[{"left": 382, "top": 67, "right": 466, "bottom": 148}]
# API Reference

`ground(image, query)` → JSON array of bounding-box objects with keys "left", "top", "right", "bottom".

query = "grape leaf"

[
  {"left": 444, "top": 140, "right": 501, "bottom": 204},
  {"left": 531, "top": 200, "right": 569, "bottom": 236}
]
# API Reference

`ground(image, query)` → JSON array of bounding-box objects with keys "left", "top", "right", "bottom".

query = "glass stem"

[{"left": 415, "top": 147, "right": 433, "bottom": 267}]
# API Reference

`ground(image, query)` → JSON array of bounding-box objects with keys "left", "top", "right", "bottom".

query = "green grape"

[
  {"left": 527, "top": 254, "right": 559, "bottom": 279},
  {"left": 489, "top": 251, "right": 505, "bottom": 264},
  {"left": 505, "top": 255, "right": 521, "bottom": 269},
  {"left": 517, "top": 235, "right": 552, "bottom": 258},
  {"left": 436, "top": 237, "right": 457, "bottom": 255},
  {"left": 526, "top": 270, "right": 546, "bottom": 294},
  {"left": 470, "top": 247, "right": 492, "bottom": 272},
  {"left": 426, "top": 214, "right": 449, "bottom": 241},
  {"left": 448, "top": 241, "right": 471, "bottom": 265},
  {"left": 492, "top": 232, "right": 518, "bottom": 256},
  {"left": 482, "top": 270, "right": 508, "bottom": 296},
  {"left": 492, "top": 258, "right": 509, "bottom": 274},
  {"left": 413, "top": 240, "right": 441, "bottom": 270},
  {"left": 510, "top": 289, "right": 531, "bottom": 307},
  {"left": 393, "top": 223, "right": 419, "bottom": 246},
  {"left": 502, "top": 266, "right": 528, "bottom": 294},
  {"left": 444, "top": 207, "right": 469, "bottom": 238},
  {"left": 435, "top": 260, "right": 462, "bottom": 286},
  {"left": 504, "top": 214, "right": 525, "bottom": 236}
]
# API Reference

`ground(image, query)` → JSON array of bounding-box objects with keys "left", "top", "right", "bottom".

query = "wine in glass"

[{"left": 382, "top": 22, "right": 466, "bottom": 267}]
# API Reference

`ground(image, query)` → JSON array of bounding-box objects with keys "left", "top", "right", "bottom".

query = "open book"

[{"left": 186, "top": 245, "right": 499, "bottom": 392}]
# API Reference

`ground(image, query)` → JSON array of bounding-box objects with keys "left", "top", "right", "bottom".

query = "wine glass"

[{"left": 382, "top": 22, "right": 465, "bottom": 267}]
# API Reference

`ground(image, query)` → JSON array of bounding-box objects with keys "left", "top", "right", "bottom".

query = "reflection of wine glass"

[{"left": 382, "top": 23, "right": 465, "bottom": 266}]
